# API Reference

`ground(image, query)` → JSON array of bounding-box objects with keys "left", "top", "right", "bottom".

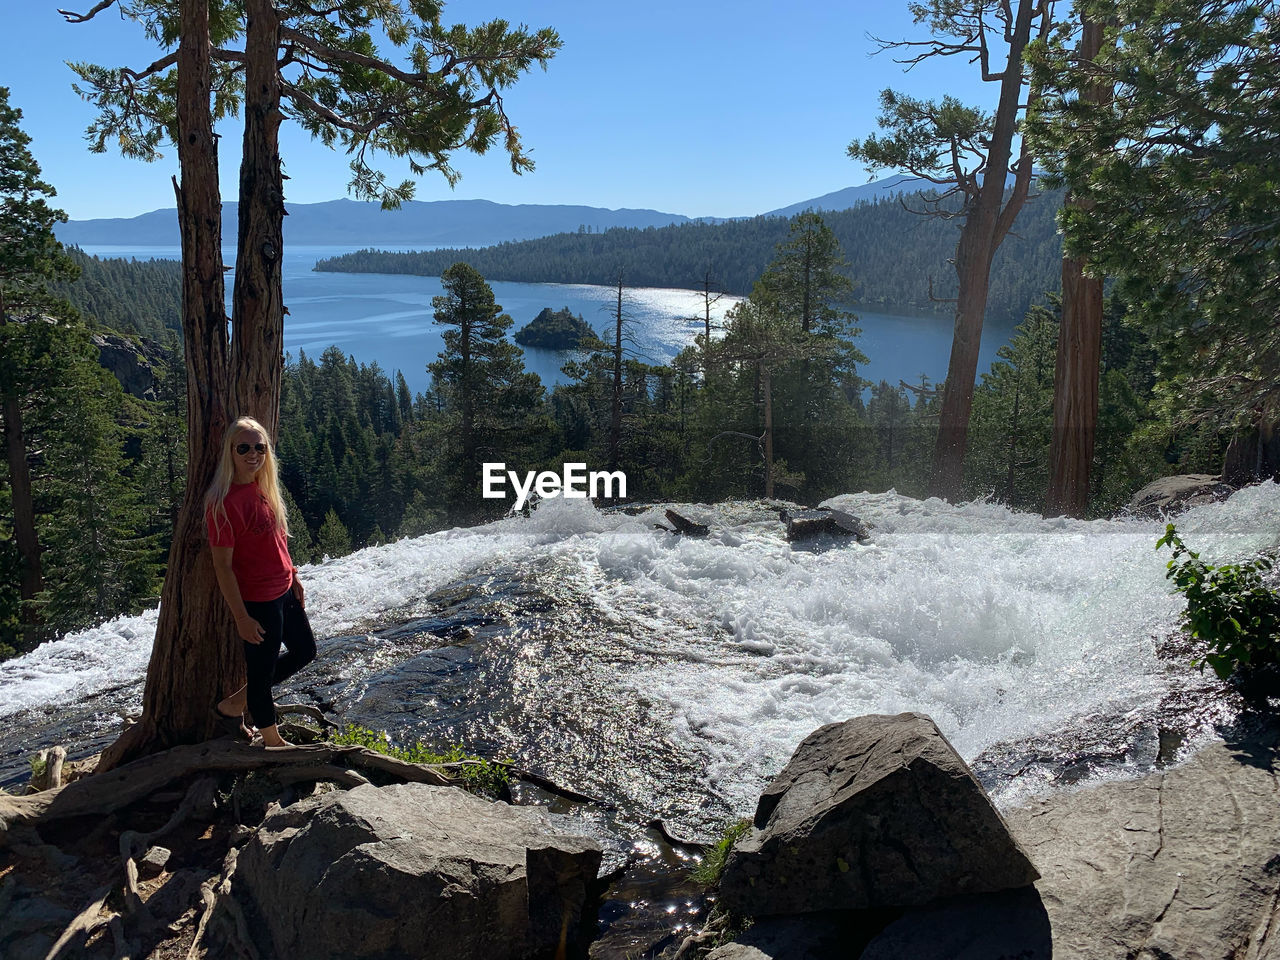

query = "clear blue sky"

[{"left": 3, "top": 1, "right": 996, "bottom": 222}]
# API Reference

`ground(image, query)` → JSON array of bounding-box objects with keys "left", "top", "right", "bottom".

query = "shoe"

[{"left": 212, "top": 707, "right": 253, "bottom": 743}]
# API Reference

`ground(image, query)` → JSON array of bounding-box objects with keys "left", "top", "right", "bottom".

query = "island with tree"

[{"left": 513, "top": 306, "right": 601, "bottom": 350}]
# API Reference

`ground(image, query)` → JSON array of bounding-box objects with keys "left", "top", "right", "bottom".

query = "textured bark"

[
  {"left": 2, "top": 392, "right": 40, "bottom": 612},
  {"left": 928, "top": 0, "right": 1039, "bottom": 501},
  {"left": 762, "top": 365, "right": 774, "bottom": 498},
  {"left": 0, "top": 301, "right": 43, "bottom": 634},
  {"left": 231, "top": 0, "right": 285, "bottom": 438},
  {"left": 100, "top": 0, "right": 237, "bottom": 771},
  {"left": 610, "top": 274, "right": 623, "bottom": 472},
  {"left": 1045, "top": 21, "right": 1107, "bottom": 519}
]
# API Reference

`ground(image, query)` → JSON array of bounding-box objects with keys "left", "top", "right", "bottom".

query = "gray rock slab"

[
  {"left": 719, "top": 713, "right": 1039, "bottom": 916},
  {"left": 1006, "top": 727, "right": 1280, "bottom": 959},
  {"left": 866, "top": 724, "right": 1280, "bottom": 959},
  {"left": 235, "top": 782, "right": 602, "bottom": 960}
]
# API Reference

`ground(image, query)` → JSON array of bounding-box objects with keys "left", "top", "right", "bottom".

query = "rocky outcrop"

[
  {"left": 235, "top": 782, "right": 602, "bottom": 960},
  {"left": 718, "top": 713, "right": 1038, "bottom": 917},
  {"left": 91, "top": 332, "right": 167, "bottom": 401},
  {"left": 1125, "top": 473, "right": 1234, "bottom": 518}
]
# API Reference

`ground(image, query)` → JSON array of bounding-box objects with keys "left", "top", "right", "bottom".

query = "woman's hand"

[
  {"left": 236, "top": 614, "right": 266, "bottom": 645},
  {"left": 291, "top": 574, "right": 305, "bottom": 609}
]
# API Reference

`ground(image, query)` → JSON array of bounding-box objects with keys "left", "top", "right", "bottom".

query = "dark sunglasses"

[{"left": 235, "top": 442, "right": 268, "bottom": 455}]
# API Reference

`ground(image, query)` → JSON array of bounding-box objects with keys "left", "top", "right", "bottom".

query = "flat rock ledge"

[{"left": 235, "top": 781, "right": 602, "bottom": 960}]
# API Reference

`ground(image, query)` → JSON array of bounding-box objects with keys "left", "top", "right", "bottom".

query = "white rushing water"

[{"left": 2, "top": 482, "right": 1277, "bottom": 813}]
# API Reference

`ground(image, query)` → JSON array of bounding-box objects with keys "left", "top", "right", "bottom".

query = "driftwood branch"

[{"left": 0, "top": 741, "right": 451, "bottom": 832}]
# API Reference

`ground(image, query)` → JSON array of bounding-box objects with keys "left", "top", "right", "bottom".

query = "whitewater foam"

[{"left": 1, "top": 483, "right": 1276, "bottom": 817}]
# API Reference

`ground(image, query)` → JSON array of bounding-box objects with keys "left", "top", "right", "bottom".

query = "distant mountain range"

[
  {"left": 56, "top": 198, "right": 698, "bottom": 248},
  {"left": 56, "top": 176, "right": 947, "bottom": 248}
]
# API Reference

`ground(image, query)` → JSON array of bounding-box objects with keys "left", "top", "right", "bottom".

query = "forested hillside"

[
  {"left": 52, "top": 248, "right": 182, "bottom": 340},
  {"left": 317, "top": 191, "right": 1064, "bottom": 324}
]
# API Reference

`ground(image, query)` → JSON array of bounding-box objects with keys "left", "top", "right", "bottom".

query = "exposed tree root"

[
  {"left": 187, "top": 847, "right": 260, "bottom": 960},
  {"left": 43, "top": 883, "right": 114, "bottom": 960},
  {"left": 275, "top": 703, "right": 338, "bottom": 729},
  {"left": 1, "top": 741, "right": 451, "bottom": 831}
]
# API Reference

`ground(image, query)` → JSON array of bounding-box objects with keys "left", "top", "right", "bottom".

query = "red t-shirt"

[{"left": 206, "top": 482, "right": 294, "bottom": 602}]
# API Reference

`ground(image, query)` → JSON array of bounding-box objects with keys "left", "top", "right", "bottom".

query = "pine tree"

[
  {"left": 1028, "top": 0, "right": 1280, "bottom": 480},
  {"left": 36, "top": 360, "right": 160, "bottom": 634},
  {"left": 316, "top": 508, "right": 353, "bottom": 560},
  {"left": 0, "top": 86, "right": 80, "bottom": 644},
  {"left": 65, "top": 0, "right": 561, "bottom": 766},
  {"left": 848, "top": 0, "right": 1058, "bottom": 500},
  {"left": 429, "top": 262, "right": 551, "bottom": 513}
]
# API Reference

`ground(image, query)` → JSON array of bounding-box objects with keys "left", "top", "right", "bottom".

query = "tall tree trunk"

[
  {"left": 100, "top": 0, "right": 236, "bottom": 770},
  {"left": 928, "top": 0, "right": 1038, "bottom": 501},
  {"left": 610, "top": 274, "right": 623, "bottom": 471},
  {"left": 232, "top": 0, "right": 285, "bottom": 437},
  {"left": 1045, "top": 20, "right": 1107, "bottom": 519},
  {"left": 762, "top": 364, "right": 774, "bottom": 498},
  {"left": 0, "top": 301, "right": 42, "bottom": 640},
  {"left": 1, "top": 397, "right": 40, "bottom": 643}
]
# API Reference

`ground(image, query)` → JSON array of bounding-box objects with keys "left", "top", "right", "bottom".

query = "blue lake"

[{"left": 80, "top": 244, "right": 1016, "bottom": 396}]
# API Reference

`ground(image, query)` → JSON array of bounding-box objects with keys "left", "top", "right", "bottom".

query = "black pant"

[{"left": 242, "top": 589, "right": 316, "bottom": 729}]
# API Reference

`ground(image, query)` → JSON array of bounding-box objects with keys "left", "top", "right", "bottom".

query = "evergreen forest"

[{"left": 318, "top": 190, "right": 1064, "bottom": 325}]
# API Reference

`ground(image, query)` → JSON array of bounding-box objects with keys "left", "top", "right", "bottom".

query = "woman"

[{"left": 206, "top": 416, "right": 315, "bottom": 747}]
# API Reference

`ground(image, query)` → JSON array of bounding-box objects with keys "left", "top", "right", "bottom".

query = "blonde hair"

[{"left": 204, "top": 416, "right": 290, "bottom": 539}]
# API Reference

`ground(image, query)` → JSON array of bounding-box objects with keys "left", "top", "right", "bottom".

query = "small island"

[{"left": 513, "top": 306, "right": 601, "bottom": 350}]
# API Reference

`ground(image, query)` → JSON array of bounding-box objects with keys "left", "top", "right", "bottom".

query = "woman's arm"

[{"left": 210, "top": 546, "right": 266, "bottom": 645}]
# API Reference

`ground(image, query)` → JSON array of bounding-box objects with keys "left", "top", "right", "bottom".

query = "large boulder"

[
  {"left": 719, "top": 713, "right": 1038, "bottom": 917},
  {"left": 235, "top": 782, "right": 602, "bottom": 960}
]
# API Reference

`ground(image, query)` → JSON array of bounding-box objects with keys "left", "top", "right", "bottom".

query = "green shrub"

[
  {"left": 330, "top": 723, "right": 510, "bottom": 798},
  {"left": 690, "top": 818, "right": 751, "bottom": 887},
  {"left": 1157, "top": 523, "right": 1280, "bottom": 679}
]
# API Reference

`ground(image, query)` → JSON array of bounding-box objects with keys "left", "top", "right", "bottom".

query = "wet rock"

[
  {"left": 235, "top": 782, "right": 602, "bottom": 960},
  {"left": 719, "top": 713, "right": 1038, "bottom": 917},
  {"left": 781, "top": 508, "right": 869, "bottom": 543},
  {"left": 1125, "top": 474, "right": 1234, "bottom": 518},
  {"left": 663, "top": 509, "right": 710, "bottom": 537}
]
